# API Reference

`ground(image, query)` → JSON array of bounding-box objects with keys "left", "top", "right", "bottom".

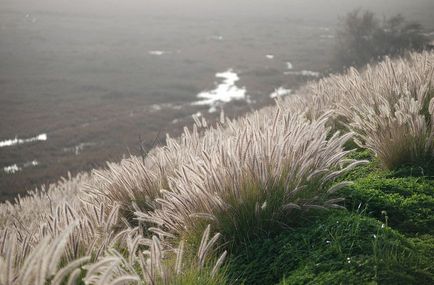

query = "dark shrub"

[{"left": 333, "top": 9, "right": 430, "bottom": 70}]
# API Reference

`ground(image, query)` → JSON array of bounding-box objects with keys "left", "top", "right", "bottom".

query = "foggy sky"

[{"left": 2, "top": 0, "right": 434, "bottom": 23}]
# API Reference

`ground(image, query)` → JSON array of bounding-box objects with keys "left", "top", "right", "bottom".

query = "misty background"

[{"left": 1, "top": 0, "right": 434, "bottom": 200}]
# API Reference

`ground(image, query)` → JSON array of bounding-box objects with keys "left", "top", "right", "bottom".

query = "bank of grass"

[
  {"left": 1, "top": 52, "right": 433, "bottom": 284},
  {"left": 224, "top": 152, "right": 434, "bottom": 284}
]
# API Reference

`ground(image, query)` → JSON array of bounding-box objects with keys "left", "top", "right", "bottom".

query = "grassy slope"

[
  {"left": 224, "top": 151, "right": 434, "bottom": 284},
  {"left": 1, "top": 52, "right": 432, "bottom": 284}
]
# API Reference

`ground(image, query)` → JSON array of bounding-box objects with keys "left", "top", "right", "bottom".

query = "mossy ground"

[{"left": 223, "top": 151, "right": 434, "bottom": 284}]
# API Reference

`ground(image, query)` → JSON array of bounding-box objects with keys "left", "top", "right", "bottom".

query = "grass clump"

[
  {"left": 226, "top": 210, "right": 433, "bottom": 285},
  {"left": 138, "top": 110, "right": 361, "bottom": 250},
  {"left": 337, "top": 54, "right": 434, "bottom": 171},
  {"left": 170, "top": 267, "right": 229, "bottom": 285}
]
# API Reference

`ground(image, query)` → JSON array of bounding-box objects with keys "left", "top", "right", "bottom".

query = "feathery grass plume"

[
  {"left": 82, "top": 120, "right": 224, "bottom": 224},
  {"left": 136, "top": 109, "right": 360, "bottom": 245},
  {"left": 0, "top": 197, "right": 127, "bottom": 282},
  {"left": 0, "top": 174, "right": 93, "bottom": 277},
  {"left": 335, "top": 52, "right": 434, "bottom": 169},
  {"left": 0, "top": 222, "right": 91, "bottom": 285},
  {"left": 83, "top": 156, "right": 164, "bottom": 224},
  {"left": 0, "top": 172, "right": 87, "bottom": 230},
  {"left": 83, "top": 225, "right": 227, "bottom": 285},
  {"left": 290, "top": 51, "right": 434, "bottom": 169}
]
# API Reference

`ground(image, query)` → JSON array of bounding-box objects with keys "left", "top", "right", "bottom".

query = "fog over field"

[{"left": 1, "top": 0, "right": 433, "bottom": 200}]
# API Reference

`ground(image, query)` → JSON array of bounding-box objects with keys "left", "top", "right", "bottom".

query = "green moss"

[
  {"left": 340, "top": 170, "right": 434, "bottom": 235},
  {"left": 334, "top": 150, "right": 434, "bottom": 235},
  {"left": 390, "top": 161, "right": 434, "bottom": 177},
  {"left": 278, "top": 267, "right": 372, "bottom": 285},
  {"left": 225, "top": 211, "right": 433, "bottom": 285}
]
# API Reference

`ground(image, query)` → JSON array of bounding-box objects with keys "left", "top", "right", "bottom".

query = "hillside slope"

[{"left": 0, "top": 52, "right": 433, "bottom": 284}]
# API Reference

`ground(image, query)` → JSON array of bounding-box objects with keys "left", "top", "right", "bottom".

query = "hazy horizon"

[{"left": 2, "top": 0, "right": 434, "bottom": 21}]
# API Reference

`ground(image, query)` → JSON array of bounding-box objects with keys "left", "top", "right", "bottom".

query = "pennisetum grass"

[{"left": 0, "top": 51, "right": 432, "bottom": 284}]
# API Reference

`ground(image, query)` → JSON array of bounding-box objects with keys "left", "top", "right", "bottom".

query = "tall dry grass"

[
  {"left": 337, "top": 54, "right": 434, "bottom": 169},
  {"left": 299, "top": 52, "right": 434, "bottom": 169},
  {"left": 136, "top": 109, "right": 360, "bottom": 243},
  {"left": 0, "top": 51, "right": 432, "bottom": 284}
]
